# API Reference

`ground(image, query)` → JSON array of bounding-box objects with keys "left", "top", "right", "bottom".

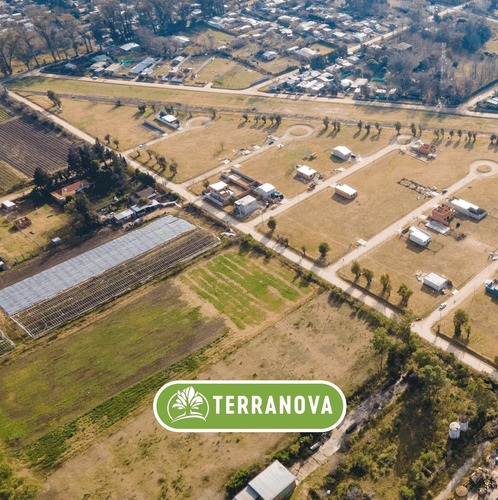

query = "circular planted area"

[
  {"left": 287, "top": 124, "right": 314, "bottom": 137},
  {"left": 188, "top": 116, "right": 211, "bottom": 128},
  {"left": 477, "top": 164, "right": 492, "bottom": 173}
]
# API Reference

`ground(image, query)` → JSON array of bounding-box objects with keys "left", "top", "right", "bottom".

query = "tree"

[
  {"left": 210, "top": 108, "right": 217, "bottom": 119},
  {"left": 371, "top": 327, "right": 391, "bottom": 372},
  {"left": 365, "top": 123, "right": 371, "bottom": 134},
  {"left": 322, "top": 117, "right": 329, "bottom": 130},
  {"left": 457, "top": 129, "right": 462, "bottom": 139},
  {"left": 453, "top": 309, "right": 469, "bottom": 336},
  {"left": 138, "top": 104, "right": 146, "bottom": 114},
  {"left": 357, "top": 120, "right": 363, "bottom": 131},
  {"left": 375, "top": 122, "right": 380, "bottom": 133},
  {"left": 397, "top": 283, "right": 413, "bottom": 306},
  {"left": 33, "top": 167, "right": 51, "bottom": 191},
  {"left": 410, "top": 122, "right": 416, "bottom": 136},
  {"left": 262, "top": 115, "right": 267, "bottom": 125},
  {"left": 104, "top": 133, "right": 111, "bottom": 145},
  {"left": 47, "top": 90, "right": 61, "bottom": 109},
  {"left": 418, "top": 364, "right": 447, "bottom": 398},
  {"left": 491, "top": 133, "right": 497, "bottom": 144},
  {"left": 318, "top": 242, "right": 330, "bottom": 259},
  {"left": 267, "top": 217, "right": 276, "bottom": 232},
  {"left": 472, "top": 131, "right": 477, "bottom": 142},
  {"left": 362, "top": 268, "right": 374, "bottom": 287},
  {"left": 394, "top": 121, "right": 402, "bottom": 135},
  {"left": 113, "top": 138, "right": 120, "bottom": 150},
  {"left": 380, "top": 273, "right": 391, "bottom": 294},
  {"left": 275, "top": 115, "right": 282, "bottom": 126},
  {"left": 449, "top": 130, "right": 454, "bottom": 140},
  {"left": 467, "top": 130, "right": 472, "bottom": 141},
  {"left": 351, "top": 260, "right": 362, "bottom": 281},
  {"left": 242, "top": 113, "right": 248, "bottom": 122},
  {"left": 301, "top": 245, "right": 306, "bottom": 257},
  {"left": 468, "top": 377, "right": 496, "bottom": 414}
]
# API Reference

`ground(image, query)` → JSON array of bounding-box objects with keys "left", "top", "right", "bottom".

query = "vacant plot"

[
  {"left": 0, "top": 161, "right": 26, "bottom": 194},
  {"left": 353, "top": 173, "right": 498, "bottom": 317},
  {"left": 445, "top": 273, "right": 498, "bottom": 362},
  {"left": 0, "top": 281, "right": 226, "bottom": 445},
  {"left": 181, "top": 251, "right": 310, "bottom": 329},
  {"left": 0, "top": 203, "right": 69, "bottom": 263},
  {"left": 238, "top": 125, "right": 391, "bottom": 198},
  {"left": 9, "top": 77, "right": 498, "bottom": 132},
  {"left": 25, "top": 95, "right": 160, "bottom": 150},
  {"left": 0, "top": 117, "right": 72, "bottom": 177},
  {"left": 36, "top": 292, "right": 378, "bottom": 500},
  {"left": 271, "top": 149, "right": 455, "bottom": 261},
  {"left": 197, "top": 57, "right": 265, "bottom": 89},
  {"left": 139, "top": 114, "right": 273, "bottom": 182}
]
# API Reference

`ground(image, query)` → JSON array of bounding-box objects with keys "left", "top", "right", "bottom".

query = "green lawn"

[
  {"left": 0, "top": 282, "right": 225, "bottom": 445},
  {"left": 181, "top": 251, "right": 309, "bottom": 329}
]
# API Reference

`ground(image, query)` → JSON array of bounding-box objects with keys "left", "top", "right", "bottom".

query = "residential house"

[{"left": 50, "top": 180, "right": 90, "bottom": 204}]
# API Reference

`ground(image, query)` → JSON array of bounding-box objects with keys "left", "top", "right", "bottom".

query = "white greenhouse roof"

[
  {"left": 0, "top": 216, "right": 194, "bottom": 315},
  {"left": 248, "top": 461, "right": 295, "bottom": 500}
]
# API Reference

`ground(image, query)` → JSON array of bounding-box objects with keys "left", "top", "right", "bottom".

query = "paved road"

[{"left": 7, "top": 89, "right": 498, "bottom": 381}]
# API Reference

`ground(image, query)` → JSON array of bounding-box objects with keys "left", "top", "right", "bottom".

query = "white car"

[{"left": 439, "top": 302, "right": 447, "bottom": 310}]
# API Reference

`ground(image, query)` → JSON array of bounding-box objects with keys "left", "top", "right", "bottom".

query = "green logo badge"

[{"left": 154, "top": 380, "right": 346, "bottom": 432}]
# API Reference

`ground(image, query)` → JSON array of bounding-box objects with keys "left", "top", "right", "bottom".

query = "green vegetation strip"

[{"left": 0, "top": 107, "right": 11, "bottom": 122}]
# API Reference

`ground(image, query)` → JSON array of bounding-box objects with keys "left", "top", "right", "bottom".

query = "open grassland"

[
  {"left": 138, "top": 114, "right": 274, "bottom": 182},
  {"left": 25, "top": 95, "right": 160, "bottom": 150},
  {"left": 35, "top": 292, "right": 378, "bottom": 500},
  {"left": 9, "top": 77, "right": 498, "bottom": 132},
  {"left": 0, "top": 203, "right": 69, "bottom": 263},
  {"left": 197, "top": 57, "right": 266, "bottom": 89},
  {"left": 181, "top": 251, "right": 311, "bottom": 329},
  {"left": 353, "top": 173, "right": 498, "bottom": 318},
  {"left": 443, "top": 272, "right": 498, "bottom": 362},
  {"left": 238, "top": 125, "right": 391, "bottom": 198},
  {"left": 0, "top": 281, "right": 226, "bottom": 446},
  {"left": 0, "top": 161, "right": 26, "bottom": 194}
]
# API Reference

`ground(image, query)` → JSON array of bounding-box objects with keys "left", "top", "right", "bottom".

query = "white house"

[
  {"left": 332, "top": 146, "right": 352, "bottom": 161},
  {"left": 206, "top": 181, "right": 234, "bottom": 206},
  {"left": 423, "top": 272, "right": 448, "bottom": 292},
  {"left": 256, "top": 183, "right": 276, "bottom": 199},
  {"left": 450, "top": 198, "right": 487, "bottom": 221},
  {"left": 234, "top": 195, "right": 258, "bottom": 217},
  {"left": 155, "top": 112, "right": 181, "bottom": 129},
  {"left": 1, "top": 200, "right": 16, "bottom": 212},
  {"left": 296, "top": 165, "right": 316, "bottom": 181},
  {"left": 408, "top": 226, "right": 431, "bottom": 247}
]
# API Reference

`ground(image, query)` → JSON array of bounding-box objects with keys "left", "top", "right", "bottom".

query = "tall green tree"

[
  {"left": 453, "top": 309, "right": 469, "bottom": 336},
  {"left": 371, "top": 327, "right": 392, "bottom": 372}
]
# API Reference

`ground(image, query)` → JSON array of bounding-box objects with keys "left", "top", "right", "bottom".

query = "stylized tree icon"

[{"left": 171, "top": 387, "right": 207, "bottom": 421}]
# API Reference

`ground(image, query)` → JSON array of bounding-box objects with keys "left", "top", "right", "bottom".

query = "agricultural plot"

[
  {"left": 0, "top": 161, "right": 25, "bottom": 194},
  {"left": 197, "top": 57, "right": 266, "bottom": 89},
  {"left": 0, "top": 330, "right": 14, "bottom": 355},
  {"left": 181, "top": 251, "right": 310, "bottom": 329},
  {"left": 140, "top": 114, "right": 273, "bottom": 182},
  {"left": 0, "top": 107, "right": 10, "bottom": 122},
  {"left": 0, "top": 118, "right": 72, "bottom": 177},
  {"left": 10, "top": 227, "right": 219, "bottom": 338}
]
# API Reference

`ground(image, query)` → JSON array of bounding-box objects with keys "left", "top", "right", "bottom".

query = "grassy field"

[
  {"left": 35, "top": 292, "right": 378, "bottom": 500},
  {"left": 137, "top": 114, "right": 274, "bottom": 182},
  {"left": 25, "top": 95, "right": 160, "bottom": 150},
  {"left": 9, "top": 77, "right": 498, "bottom": 133},
  {"left": 353, "top": 173, "right": 498, "bottom": 317},
  {"left": 181, "top": 251, "right": 310, "bottom": 329},
  {"left": 0, "top": 203, "right": 69, "bottom": 263},
  {"left": 197, "top": 57, "right": 266, "bottom": 89},
  {"left": 443, "top": 271, "right": 498, "bottom": 362},
  {"left": 237, "top": 124, "right": 391, "bottom": 198},
  {"left": 0, "top": 161, "right": 26, "bottom": 194},
  {"left": 0, "top": 281, "right": 226, "bottom": 445}
]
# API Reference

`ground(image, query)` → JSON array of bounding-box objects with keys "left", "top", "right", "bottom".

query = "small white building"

[
  {"left": 450, "top": 198, "right": 487, "bottom": 221},
  {"left": 409, "top": 226, "right": 431, "bottom": 247},
  {"left": 423, "top": 272, "right": 448, "bottom": 292},
  {"left": 296, "top": 165, "right": 316, "bottom": 181},
  {"left": 155, "top": 112, "right": 180, "bottom": 130},
  {"left": 262, "top": 50, "right": 278, "bottom": 61},
  {"left": 234, "top": 195, "right": 258, "bottom": 217},
  {"left": 459, "top": 414, "right": 469, "bottom": 432},
  {"left": 332, "top": 146, "right": 352, "bottom": 161},
  {"left": 113, "top": 208, "right": 134, "bottom": 223},
  {"left": 256, "top": 183, "right": 276, "bottom": 199},
  {"left": 335, "top": 184, "right": 357, "bottom": 200},
  {"left": 206, "top": 181, "right": 234, "bottom": 206},
  {"left": 1, "top": 200, "right": 16, "bottom": 212},
  {"left": 449, "top": 421, "right": 461, "bottom": 440}
]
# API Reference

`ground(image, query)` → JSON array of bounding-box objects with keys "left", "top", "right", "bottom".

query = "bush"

[{"left": 225, "top": 465, "right": 261, "bottom": 497}]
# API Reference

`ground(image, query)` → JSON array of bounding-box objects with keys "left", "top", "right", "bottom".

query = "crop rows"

[
  {"left": 0, "top": 118, "right": 71, "bottom": 177},
  {"left": 13, "top": 228, "right": 219, "bottom": 338},
  {"left": 0, "top": 162, "right": 24, "bottom": 193},
  {"left": 0, "top": 108, "right": 10, "bottom": 123}
]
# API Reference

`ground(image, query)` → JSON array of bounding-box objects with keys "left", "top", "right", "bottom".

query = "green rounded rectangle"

[{"left": 154, "top": 380, "right": 347, "bottom": 432}]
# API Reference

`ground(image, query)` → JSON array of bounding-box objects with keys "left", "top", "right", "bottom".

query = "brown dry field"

[
  {"left": 443, "top": 270, "right": 498, "bottom": 362},
  {"left": 353, "top": 173, "right": 498, "bottom": 318},
  {"left": 25, "top": 94, "right": 160, "bottom": 150},
  {"left": 237, "top": 125, "right": 392, "bottom": 198},
  {"left": 10, "top": 78, "right": 498, "bottom": 133},
  {"left": 138, "top": 114, "right": 279, "bottom": 182},
  {"left": 269, "top": 135, "right": 498, "bottom": 261},
  {"left": 36, "top": 292, "right": 377, "bottom": 500}
]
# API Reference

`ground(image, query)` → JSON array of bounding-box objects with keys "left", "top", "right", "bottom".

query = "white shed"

[
  {"left": 257, "top": 183, "right": 276, "bottom": 199},
  {"left": 450, "top": 198, "right": 487, "bottom": 220},
  {"left": 423, "top": 272, "right": 448, "bottom": 292},
  {"left": 296, "top": 165, "right": 317, "bottom": 181},
  {"left": 408, "top": 226, "right": 431, "bottom": 247},
  {"left": 332, "top": 146, "right": 352, "bottom": 161},
  {"left": 234, "top": 195, "right": 258, "bottom": 216},
  {"left": 1, "top": 200, "right": 16, "bottom": 212},
  {"left": 335, "top": 184, "right": 357, "bottom": 200}
]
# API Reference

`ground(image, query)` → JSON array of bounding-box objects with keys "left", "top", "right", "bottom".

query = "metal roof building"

[
  {"left": 0, "top": 216, "right": 194, "bottom": 315},
  {"left": 234, "top": 461, "right": 296, "bottom": 500}
]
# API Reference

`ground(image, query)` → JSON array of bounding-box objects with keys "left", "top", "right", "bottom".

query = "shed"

[
  {"left": 423, "top": 272, "right": 448, "bottom": 292},
  {"left": 257, "top": 183, "right": 276, "bottom": 199},
  {"left": 1, "top": 200, "right": 16, "bottom": 212},
  {"left": 113, "top": 209, "right": 134, "bottom": 223},
  {"left": 120, "top": 42, "right": 139, "bottom": 52},
  {"left": 234, "top": 460, "right": 296, "bottom": 500},
  {"left": 332, "top": 146, "right": 352, "bottom": 161},
  {"left": 335, "top": 184, "right": 357, "bottom": 200},
  {"left": 450, "top": 198, "right": 487, "bottom": 221},
  {"left": 51, "top": 237, "right": 62, "bottom": 247},
  {"left": 234, "top": 195, "right": 258, "bottom": 216},
  {"left": 296, "top": 165, "right": 316, "bottom": 181},
  {"left": 408, "top": 226, "right": 431, "bottom": 247}
]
